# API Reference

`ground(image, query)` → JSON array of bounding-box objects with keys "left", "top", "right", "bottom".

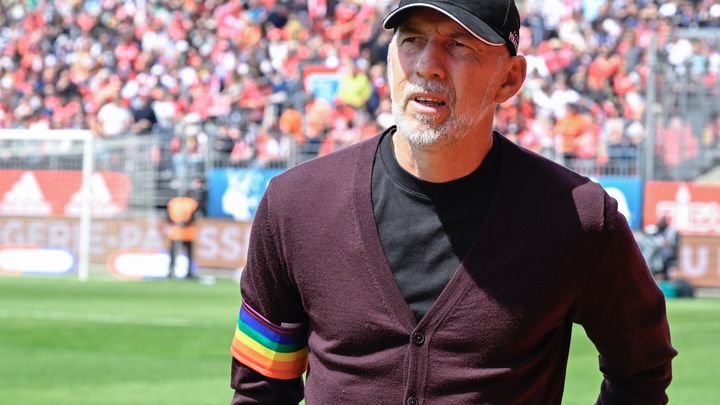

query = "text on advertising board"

[
  {"left": 0, "top": 217, "right": 251, "bottom": 269},
  {"left": 644, "top": 181, "right": 720, "bottom": 235},
  {"left": 677, "top": 235, "right": 720, "bottom": 288}
]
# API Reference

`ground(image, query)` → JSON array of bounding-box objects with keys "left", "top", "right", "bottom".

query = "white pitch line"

[{"left": 0, "top": 309, "right": 199, "bottom": 328}]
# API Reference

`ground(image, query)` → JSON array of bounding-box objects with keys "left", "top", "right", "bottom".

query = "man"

[
  {"left": 166, "top": 192, "right": 199, "bottom": 279},
  {"left": 230, "top": 1, "right": 676, "bottom": 404},
  {"left": 94, "top": 94, "right": 133, "bottom": 137},
  {"left": 653, "top": 216, "right": 679, "bottom": 281}
]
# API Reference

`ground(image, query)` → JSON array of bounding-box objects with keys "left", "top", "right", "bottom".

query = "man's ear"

[{"left": 495, "top": 55, "right": 527, "bottom": 104}]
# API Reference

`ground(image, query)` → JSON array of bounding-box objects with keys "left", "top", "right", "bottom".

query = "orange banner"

[{"left": 643, "top": 181, "right": 720, "bottom": 235}]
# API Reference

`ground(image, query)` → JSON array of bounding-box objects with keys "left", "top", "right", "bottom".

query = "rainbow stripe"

[{"left": 230, "top": 302, "right": 308, "bottom": 380}]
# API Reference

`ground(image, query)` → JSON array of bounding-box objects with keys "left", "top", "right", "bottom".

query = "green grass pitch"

[{"left": 0, "top": 276, "right": 717, "bottom": 404}]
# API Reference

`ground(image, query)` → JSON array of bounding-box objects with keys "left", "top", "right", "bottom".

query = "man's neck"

[{"left": 391, "top": 129, "right": 494, "bottom": 183}]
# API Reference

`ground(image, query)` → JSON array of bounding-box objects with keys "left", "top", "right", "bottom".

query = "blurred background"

[{"left": 0, "top": 0, "right": 719, "bottom": 404}]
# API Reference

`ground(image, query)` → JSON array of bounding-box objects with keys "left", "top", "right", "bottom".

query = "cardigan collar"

[{"left": 351, "top": 127, "right": 519, "bottom": 331}]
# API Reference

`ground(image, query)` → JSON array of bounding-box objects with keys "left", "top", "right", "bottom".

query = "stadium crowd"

[{"left": 1, "top": 0, "right": 720, "bottom": 170}]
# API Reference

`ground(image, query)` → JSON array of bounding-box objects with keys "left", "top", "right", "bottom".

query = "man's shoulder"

[
  {"left": 277, "top": 136, "right": 377, "bottom": 183},
  {"left": 264, "top": 135, "right": 380, "bottom": 207},
  {"left": 496, "top": 134, "right": 607, "bottom": 230},
  {"left": 497, "top": 134, "right": 601, "bottom": 194}
]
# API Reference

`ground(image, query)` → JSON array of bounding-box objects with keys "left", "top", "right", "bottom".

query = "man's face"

[{"left": 388, "top": 8, "right": 510, "bottom": 150}]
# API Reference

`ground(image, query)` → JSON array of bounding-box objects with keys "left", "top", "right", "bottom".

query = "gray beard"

[
  {"left": 391, "top": 101, "right": 474, "bottom": 150},
  {"left": 389, "top": 79, "right": 487, "bottom": 150}
]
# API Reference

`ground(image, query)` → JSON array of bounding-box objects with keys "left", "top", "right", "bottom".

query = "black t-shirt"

[{"left": 372, "top": 130, "right": 500, "bottom": 321}]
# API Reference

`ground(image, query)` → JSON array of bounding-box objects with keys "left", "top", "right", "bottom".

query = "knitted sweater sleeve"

[
  {"left": 574, "top": 192, "right": 677, "bottom": 404},
  {"left": 230, "top": 185, "right": 307, "bottom": 404}
]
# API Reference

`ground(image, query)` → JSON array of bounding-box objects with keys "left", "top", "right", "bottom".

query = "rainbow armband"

[{"left": 230, "top": 301, "right": 308, "bottom": 380}]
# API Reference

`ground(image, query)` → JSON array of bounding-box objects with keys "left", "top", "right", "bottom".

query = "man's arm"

[
  {"left": 230, "top": 189, "right": 307, "bottom": 404},
  {"left": 574, "top": 193, "right": 677, "bottom": 404},
  {"left": 230, "top": 359, "right": 304, "bottom": 405}
]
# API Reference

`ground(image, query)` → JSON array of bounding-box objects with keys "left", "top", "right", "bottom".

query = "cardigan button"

[
  {"left": 411, "top": 332, "right": 425, "bottom": 346},
  {"left": 406, "top": 396, "right": 419, "bottom": 405}
]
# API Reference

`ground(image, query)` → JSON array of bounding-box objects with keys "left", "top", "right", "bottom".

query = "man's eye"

[
  {"left": 402, "top": 36, "right": 418, "bottom": 44},
  {"left": 452, "top": 40, "right": 467, "bottom": 48}
]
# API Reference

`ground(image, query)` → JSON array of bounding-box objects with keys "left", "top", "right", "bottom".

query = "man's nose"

[{"left": 414, "top": 42, "right": 446, "bottom": 80}]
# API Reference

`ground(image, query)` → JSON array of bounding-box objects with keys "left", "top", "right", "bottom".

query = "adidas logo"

[
  {"left": 64, "top": 173, "right": 122, "bottom": 217},
  {"left": 0, "top": 172, "right": 52, "bottom": 216},
  {"left": 0, "top": 170, "right": 129, "bottom": 218}
]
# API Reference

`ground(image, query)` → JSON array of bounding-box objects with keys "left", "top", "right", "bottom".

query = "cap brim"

[{"left": 382, "top": 2, "right": 506, "bottom": 48}]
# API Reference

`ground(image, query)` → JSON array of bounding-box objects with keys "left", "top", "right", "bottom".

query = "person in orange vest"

[{"left": 166, "top": 192, "right": 199, "bottom": 279}]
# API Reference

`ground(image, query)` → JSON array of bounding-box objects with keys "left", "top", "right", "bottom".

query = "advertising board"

[
  {"left": 303, "top": 65, "right": 341, "bottom": 104},
  {"left": 644, "top": 181, "right": 720, "bottom": 235},
  {"left": 0, "top": 217, "right": 251, "bottom": 272},
  {"left": 0, "top": 245, "right": 74, "bottom": 276},
  {"left": 207, "top": 168, "right": 283, "bottom": 221},
  {"left": 677, "top": 235, "right": 720, "bottom": 287},
  {"left": 597, "top": 176, "right": 643, "bottom": 230},
  {"left": 0, "top": 170, "right": 130, "bottom": 218}
]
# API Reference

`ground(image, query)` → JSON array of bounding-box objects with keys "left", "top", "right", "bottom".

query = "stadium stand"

[{"left": 1, "top": 0, "right": 720, "bottom": 192}]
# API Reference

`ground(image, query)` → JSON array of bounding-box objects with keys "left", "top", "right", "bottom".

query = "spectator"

[
  {"left": 92, "top": 94, "right": 133, "bottom": 137},
  {"left": 151, "top": 88, "right": 178, "bottom": 131},
  {"left": 130, "top": 91, "right": 158, "bottom": 134},
  {"left": 587, "top": 45, "right": 621, "bottom": 100},
  {"left": 603, "top": 108, "right": 636, "bottom": 168},
  {"left": 278, "top": 107, "right": 304, "bottom": 145},
  {"left": 336, "top": 59, "right": 373, "bottom": 109},
  {"left": 656, "top": 115, "right": 699, "bottom": 167},
  {"left": 553, "top": 102, "right": 592, "bottom": 161}
]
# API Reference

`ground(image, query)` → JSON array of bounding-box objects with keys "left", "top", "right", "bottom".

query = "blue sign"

[
  {"left": 207, "top": 168, "right": 284, "bottom": 221},
  {"left": 597, "top": 176, "right": 643, "bottom": 230},
  {"left": 306, "top": 73, "right": 341, "bottom": 104},
  {"left": 583, "top": 0, "right": 605, "bottom": 22}
]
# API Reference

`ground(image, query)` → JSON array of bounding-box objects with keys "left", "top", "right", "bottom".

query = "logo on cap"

[{"left": 508, "top": 30, "right": 519, "bottom": 51}]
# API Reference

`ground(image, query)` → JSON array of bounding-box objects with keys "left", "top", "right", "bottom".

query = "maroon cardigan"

[{"left": 231, "top": 131, "right": 676, "bottom": 404}]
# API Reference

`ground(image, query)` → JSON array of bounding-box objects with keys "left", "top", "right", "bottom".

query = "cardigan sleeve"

[
  {"left": 230, "top": 188, "right": 307, "bottom": 404},
  {"left": 573, "top": 192, "right": 677, "bottom": 405}
]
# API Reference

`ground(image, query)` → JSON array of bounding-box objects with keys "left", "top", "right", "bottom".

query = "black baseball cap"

[{"left": 383, "top": 0, "right": 521, "bottom": 56}]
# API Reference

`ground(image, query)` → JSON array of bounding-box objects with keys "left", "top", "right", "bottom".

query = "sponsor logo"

[
  {"left": 0, "top": 170, "right": 130, "bottom": 218},
  {"left": 0, "top": 245, "right": 75, "bottom": 275},
  {"left": 208, "top": 168, "right": 282, "bottom": 221},
  {"left": 0, "top": 172, "right": 52, "bottom": 216},
  {"left": 644, "top": 182, "right": 720, "bottom": 235},
  {"left": 107, "top": 248, "right": 189, "bottom": 280},
  {"left": 64, "top": 173, "right": 123, "bottom": 217},
  {"left": 508, "top": 30, "right": 519, "bottom": 50}
]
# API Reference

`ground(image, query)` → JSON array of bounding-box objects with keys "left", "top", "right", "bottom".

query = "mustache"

[{"left": 398, "top": 80, "right": 455, "bottom": 105}]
